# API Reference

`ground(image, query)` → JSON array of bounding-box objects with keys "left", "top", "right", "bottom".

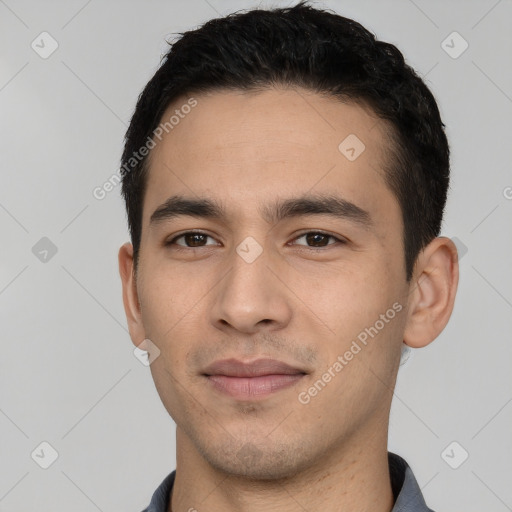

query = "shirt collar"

[
  {"left": 388, "top": 452, "right": 435, "bottom": 511},
  {"left": 142, "top": 451, "right": 435, "bottom": 512}
]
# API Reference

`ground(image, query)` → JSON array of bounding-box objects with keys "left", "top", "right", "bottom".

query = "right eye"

[{"left": 165, "top": 231, "right": 220, "bottom": 249}]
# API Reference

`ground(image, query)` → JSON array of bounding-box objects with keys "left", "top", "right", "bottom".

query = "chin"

[{"left": 200, "top": 439, "right": 312, "bottom": 481}]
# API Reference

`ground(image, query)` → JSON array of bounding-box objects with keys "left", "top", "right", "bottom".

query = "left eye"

[{"left": 292, "top": 232, "right": 343, "bottom": 248}]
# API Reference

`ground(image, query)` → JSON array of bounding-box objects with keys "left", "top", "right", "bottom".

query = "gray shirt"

[{"left": 141, "top": 452, "right": 435, "bottom": 512}]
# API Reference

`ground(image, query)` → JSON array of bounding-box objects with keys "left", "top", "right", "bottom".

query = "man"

[{"left": 118, "top": 2, "right": 459, "bottom": 511}]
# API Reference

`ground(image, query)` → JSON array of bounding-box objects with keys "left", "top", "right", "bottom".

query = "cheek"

[
  {"left": 138, "top": 277, "right": 175, "bottom": 337},
  {"left": 315, "top": 270, "right": 381, "bottom": 324},
  {"left": 138, "top": 267, "right": 214, "bottom": 377},
  {"left": 310, "top": 265, "right": 405, "bottom": 357},
  {"left": 138, "top": 262, "right": 200, "bottom": 334}
]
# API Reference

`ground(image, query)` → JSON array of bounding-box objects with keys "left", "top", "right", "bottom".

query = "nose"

[{"left": 210, "top": 242, "right": 293, "bottom": 335}]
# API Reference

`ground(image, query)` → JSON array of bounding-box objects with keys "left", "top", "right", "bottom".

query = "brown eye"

[
  {"left": 293, "top": 231, "right": 344, "bottom": 248},
  {"left": 166, "top": 232, "right": 217, "bottom": 248}
]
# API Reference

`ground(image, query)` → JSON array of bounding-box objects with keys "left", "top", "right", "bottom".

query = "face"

[{"left": 125, "top": 87, "right": 413, "bottom": 479}]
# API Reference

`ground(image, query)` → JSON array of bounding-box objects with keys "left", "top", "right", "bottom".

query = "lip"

[
  {"left": 202, "top": 358, "right": 307, "bottom": 400},
  {"left": 202, "top": 357, "right": 306, "bottom": 377}
]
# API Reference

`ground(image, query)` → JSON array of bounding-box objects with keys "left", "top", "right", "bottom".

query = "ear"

[
  {"left": 403, "top": 236, "right": 459, "bottom": 348},
  {"left": 118, "top": 242, "right": 146, "bottom": 347}
]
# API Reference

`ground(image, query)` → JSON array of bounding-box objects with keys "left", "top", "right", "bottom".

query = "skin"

[{"left": 119, "top": 87, "right": 459, "bottom": 512}]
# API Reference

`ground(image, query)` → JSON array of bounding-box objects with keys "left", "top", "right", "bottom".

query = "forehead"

[{"left": 143, "top": 87, "right": 399, "bottom": 228}]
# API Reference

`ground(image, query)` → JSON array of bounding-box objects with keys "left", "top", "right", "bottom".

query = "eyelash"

[{"left": 165, "top": 230, "right": 346, "bottom": 251}]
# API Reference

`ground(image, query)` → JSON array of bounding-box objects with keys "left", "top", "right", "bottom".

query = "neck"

[{"left": 169, "top": 426, "right": 394, "bottom": 512}]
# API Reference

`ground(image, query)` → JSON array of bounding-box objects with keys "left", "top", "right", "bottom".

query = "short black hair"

[{"left": 120, "top": 1, "right": 449, "bottom": 281}]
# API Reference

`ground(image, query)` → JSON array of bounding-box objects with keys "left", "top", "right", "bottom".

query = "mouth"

[{"left": 202, "top": 358, "right": 307, "bottom": 400}]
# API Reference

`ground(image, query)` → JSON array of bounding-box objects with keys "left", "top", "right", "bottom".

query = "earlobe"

[
  {"left": 118, "top": 242, "right": 146, "bottom": 347},
  {"left": 403, "top": 237, "right": 459, "bottom": 348}
]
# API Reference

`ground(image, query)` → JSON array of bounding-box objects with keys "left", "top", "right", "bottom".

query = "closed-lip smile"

[{"left": 202, "top": 357, "right": 307, "bottom": 399}]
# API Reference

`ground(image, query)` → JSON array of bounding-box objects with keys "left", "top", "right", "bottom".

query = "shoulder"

[{"left": 140, "top": 470, "right": 176, "bottom": 512}]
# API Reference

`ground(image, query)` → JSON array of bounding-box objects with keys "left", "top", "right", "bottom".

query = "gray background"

[{"left": 1, "top": 0, "right": 511, "bottom": 510}]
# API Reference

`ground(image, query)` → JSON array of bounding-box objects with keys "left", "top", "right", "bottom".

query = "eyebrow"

[{"left": 149, "top": 193, "right": 372, "bottom": 228}]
